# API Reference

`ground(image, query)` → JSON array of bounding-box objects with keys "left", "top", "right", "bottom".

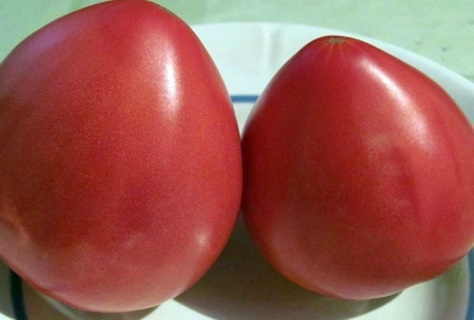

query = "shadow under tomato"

[
  {"left": 20, "top": 278, "right": 158, "bottom": 320},
  {"left": 176, "top": 216, "right": 398, "bottom": 320},
  {"left": 0, "top": 261, "right": 159, "bottom": 320}
]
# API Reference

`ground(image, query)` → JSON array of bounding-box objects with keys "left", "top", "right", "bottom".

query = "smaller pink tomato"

[{"left": 242, "top": 35, "right": 474, "bottom": 300}]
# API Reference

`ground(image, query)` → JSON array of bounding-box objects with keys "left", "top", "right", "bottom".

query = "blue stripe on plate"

[
  {"left": 7, "top": 94, "right": 474, "bottom": 320},
  {"left": 10, "top": 271, "right": 27, "bottom": 320},
  {"left": 230, "top": 94, "right": 259, "bottom": 103},
  {"left": 467, "top": 250, "right": 474, "bottom": 320}
]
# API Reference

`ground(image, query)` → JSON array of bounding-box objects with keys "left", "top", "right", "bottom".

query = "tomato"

[
  {"left": 241, "top": 36, "right": 474, "bottom": 300},
  {"left": 0, "top": 0, "right": 242, "bottom": 312}
]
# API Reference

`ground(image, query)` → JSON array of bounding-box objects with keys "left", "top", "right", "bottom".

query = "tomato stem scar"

[{"left": 328, "top": 37, "right": 346, "bottom": 44}]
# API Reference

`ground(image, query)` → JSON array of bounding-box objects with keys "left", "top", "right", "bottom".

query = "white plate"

[{"left": 0, "top": 22, "right": 473, "bottom": 320}]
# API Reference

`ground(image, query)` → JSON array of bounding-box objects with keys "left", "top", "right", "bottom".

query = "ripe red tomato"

[
  {"left": 0, "top": 0, "right": 242, "bottom": 312},
  {"left": 241, "top": 36, "right": 474, "bottom": 300}
]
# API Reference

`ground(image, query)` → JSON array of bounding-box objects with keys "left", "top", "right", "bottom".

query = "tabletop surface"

[{"left": 0, "top": 0, "right": 473, "bottom": 84}]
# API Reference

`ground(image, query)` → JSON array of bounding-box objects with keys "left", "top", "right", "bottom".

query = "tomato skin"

[
  {"left": 242, "top": 36, "right": 474, "bottom": 300},
  {"left": 0, "top": 0, "right": 242, "bottom": 312}
]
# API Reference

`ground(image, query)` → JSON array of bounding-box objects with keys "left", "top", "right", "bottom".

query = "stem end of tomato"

[{"left": 328, "top": 37, "right": 346, "bottom": 44}]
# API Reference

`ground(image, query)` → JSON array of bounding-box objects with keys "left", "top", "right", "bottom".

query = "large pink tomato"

[
  {"left": 242, "top": 36, "right": 474, "bottom": 300},
  {"left": 0, "top": 0, "right": 242, "bottom": 312}
]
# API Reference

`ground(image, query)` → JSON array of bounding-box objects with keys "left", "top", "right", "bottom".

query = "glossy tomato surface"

[
  {"left": 0, "top": 0, "right": 242, "bottom": 312},
  {"left": 241, "top": 36, "right": 474, "bottom": 300}
]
